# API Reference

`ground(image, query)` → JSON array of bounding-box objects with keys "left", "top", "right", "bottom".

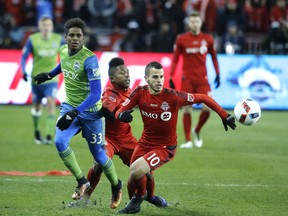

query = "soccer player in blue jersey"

[
  {"left": 21, "top": 15, "right": 65, "bottom": 144},
  {"left": 33, "top": 18, "right": 122, "bottom": 208}
]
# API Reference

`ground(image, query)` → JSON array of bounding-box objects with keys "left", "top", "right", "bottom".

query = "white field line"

[{"left": 1, "top": 178, "right": 288, "bottom": 188}]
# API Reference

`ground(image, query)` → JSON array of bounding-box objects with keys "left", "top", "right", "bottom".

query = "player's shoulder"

[
  {"left": 200, "top": 32, "right": 214, "bottom": 41},
  {"left": 130, "top": 85, "right": 148, "bottom": 97},
  {"left": 164, "top": 88, "right": 187, "bottom": 98},
  {"left": 29, "top": 32, "right": 41, "bottom": 40},
  {"left": 177, "top": 32, "right": 190, "bottom": 40}
]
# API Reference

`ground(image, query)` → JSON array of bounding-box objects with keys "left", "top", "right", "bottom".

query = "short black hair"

[
  {"left": 39, "top": 15, "right": 53, "bottom": 22},
  {"left": 64, "top": 17, "right": 86, "bottom": 35},
  {"left": 145, "top": 61, "right": 163, "bottom": 76},
  {"left": 108, "top": 57, "right": 125, "bottom": 76}
]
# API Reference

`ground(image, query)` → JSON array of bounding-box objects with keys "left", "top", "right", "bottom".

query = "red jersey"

[
  {"left": 116, "top": 86, "right": 228, "bottom": 147},
  {"left": 170, "top": 32, "right": 219, "bottom": 83},
  {"left": 102, "top": 85, "right": 134, "bottom": 143}
]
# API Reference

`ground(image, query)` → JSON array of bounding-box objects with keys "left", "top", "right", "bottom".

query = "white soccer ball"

[{"left": 234, "top": 99, "right": 261, "bottom": 126}]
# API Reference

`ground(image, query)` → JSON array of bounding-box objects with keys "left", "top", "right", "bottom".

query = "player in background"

[
  {"left": 21, "top": 15, "right": 65, "bottom": 145},
  {"left": 33, "top": 18, "right": 122, "bottom": 208},
  {"left": 116, "top": 61, "right": 236, "bottom": 214},
  {"left": 169, "top": 11, "right": 221, "bottom": 149},
  {"left": 72, "top": 57, "right": 167, "bottom": 208}
]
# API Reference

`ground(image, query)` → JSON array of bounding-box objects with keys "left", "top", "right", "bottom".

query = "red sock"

[
  {"left": 134, "top": 175, "right": 147, "bottom": 197},
  {"left": 127, "top": 176, "right": 136, "bottom": 199},
  {"left": 195, "top": 110, "right": 210, "bottom": 133},
  {"left": 183, "top": 113, "right": 191, "bottom": 141},
  {"left": 86, "top": 165, "right": 102, "bottom": 197},
  {"left": 146, "top": 173, "right": 155, "bottom": 199}
]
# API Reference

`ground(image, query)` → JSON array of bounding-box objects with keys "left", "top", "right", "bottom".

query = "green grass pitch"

[{"left": 0, "top": 105, "right": 287, "bottom": 216}]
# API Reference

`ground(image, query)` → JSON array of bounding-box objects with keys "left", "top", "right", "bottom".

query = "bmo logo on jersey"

[
  {"left": 141, "top": 110, "right": 172, "bottom": 121},
  {"left": 160, "top": 112, "right": 172, "bottom": 121}
]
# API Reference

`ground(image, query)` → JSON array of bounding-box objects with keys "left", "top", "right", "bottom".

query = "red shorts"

[
  {"left": 105, "top": 136, "right": 137, "bottom": 166},
  {"left": 181, "top": 78, "right": 211, "bottom": 95},
  {"left": 130, "top": 143, "right": 177, "bottom": 171}
]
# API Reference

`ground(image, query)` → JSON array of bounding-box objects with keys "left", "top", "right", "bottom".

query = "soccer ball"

[{"left": 234, "top": 99, "right": 261, "bottom": 126}]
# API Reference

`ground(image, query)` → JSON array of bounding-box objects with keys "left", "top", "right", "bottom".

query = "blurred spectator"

[
  {"left": 132, "top": 0, "right": 162, "bottom": 33},
  {"left": 244, "top": 0, "right": 270, "bottom": 33},
  {"left": 86, "top": 0, "right": 117, "bottom": 29},
  {"left": 220, "top": 20, "right": 246, "bottom": 54},
  {"left": 23, "top": 0, "right": 36, "bottom": 26},
  {"left": 1, "top": 13, "right": 24, "bottom": 49},
  {"left": 4, "top": 0, "right": 25, "bottom": 26},
  {"left": 115, "top": 0, "right": 134, "bottom": 29},
  {"left": 216, "top": 0, "right": 248, "bottom": 36},
  {"left": 262, "top": 0, "right": 288, "bottom": 54},
  {"left": 63, "top": 0, "right": 90, "bottom": 24},
  {"left": 119, "top": 20, "right": 147, "bottom": 51},
  {"left": 150, "top": 19, "right": 176, "bottom": 52},
  {"left": 162, "top": 0, "right": 186, "bottom": 34},
  {"left": 182, "top": 0, "right": 218, "bottom": 32}
]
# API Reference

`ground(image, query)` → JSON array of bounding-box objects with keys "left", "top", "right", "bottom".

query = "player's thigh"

[
  {"left": 196, "top": 84, "right": 212, "bottom": 110},
  {"left": 31, "top": 84, "right": 44, "bottom": 103},
  {"left": 42, "top": 82, "right": 58, "bottom": 99},
  {"left": 181, "top": 79, "right": 196, "bottom": 93}
]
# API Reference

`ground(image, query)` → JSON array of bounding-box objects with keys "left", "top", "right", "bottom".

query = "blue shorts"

[
  {"left": 32, "top": 82, "right": 58, "bottom": 103},
  {"left": 54, "top": 103, "right": 107, "bottom": 165}
]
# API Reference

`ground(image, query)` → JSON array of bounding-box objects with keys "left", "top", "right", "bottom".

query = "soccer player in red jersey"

[
  {"left": 116, "top": 61, "right": 236, "bottom": 214},
  {"left": 71, "top": 57, "right": 167, "bottom": 208},
  {"left": 169, "top": 11, "right": 221, "bottom": 149}
]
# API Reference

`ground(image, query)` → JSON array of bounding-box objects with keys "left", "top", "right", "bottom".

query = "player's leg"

[
  {"left": 118, "top": 146, "right": 174, "bottom": 214},
  {"left": 145, "top": 172, "right": 167, "bottom": 207},
  {"left": 180, "top": 105, "right": 193, "bottom": 148},
  {"left": 82, "top": 143, "right": 116, "bottom": 199},
  {"left": 118, "top": 157, "right": 149, "bottom": 214},
  {"left": 180, "top": 79, "right": 195, "bottom": 149},
  {"left": 81, "top": 118, "right": 122, "bottom": 208},
  {"left": 193, "top": 85, "right": 212, "bottom": 148},
  {"left": 55, "top": 104, "right": 90, "bottom": 199},
  {"left": 31, "top": 85, "right": 43, "bottom": 144},
  {"left": 43, "top": 83, "right": 58, "bottom": 144}
]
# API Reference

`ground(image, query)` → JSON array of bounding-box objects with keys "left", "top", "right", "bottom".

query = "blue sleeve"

[
  {"left": 49, "top": 64, "right": 62, "bottom": 77},
  {"left": 21, "top": 38, "right": 33, "bottom": 74},
  {"left": 76, "top": 79, "right": 101, "bottom": 113},
  {"left": 75, "top": 55, "right": 101, "bottom": 113}
]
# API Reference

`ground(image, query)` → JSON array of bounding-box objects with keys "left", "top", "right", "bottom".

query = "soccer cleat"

[
  {"left": 34, "top": 130, "right": 43, "bottom": 144},
  {"left": 146, "top": 195, "right": 168, "bottom": 207},
  {"left": 110, "top": 179, "right": 122, "bottom": 209},
  {"left": 180, "top": 141, "right": 193, "bottom": 149},
  {"left": 45, "top": 135, "right": 52, "bottom": 144},
  {"left": 193, "top": 129, "right": 203, "bottom": 148},
  {"left": 117, "top": 194, "right": 147, "bottom": 214},
  {"left": 72, "top": 182, "right": 91, "bottom": 200}
]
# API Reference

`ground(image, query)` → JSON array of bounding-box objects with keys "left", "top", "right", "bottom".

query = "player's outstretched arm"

[
  {"left": 33, "top": 73, "right": 52, "bottom": 85},
  {"left": 34, "top": 64, "right": 62, "bottom": 85}
]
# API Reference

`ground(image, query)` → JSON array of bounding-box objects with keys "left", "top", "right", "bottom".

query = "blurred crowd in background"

[{"left": 0, "top": 0, "right": 288, "bottom": 54}]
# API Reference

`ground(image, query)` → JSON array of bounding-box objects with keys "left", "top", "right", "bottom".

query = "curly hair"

[{"left": 64, "top": 17, "right": 86, "bottom": 35}]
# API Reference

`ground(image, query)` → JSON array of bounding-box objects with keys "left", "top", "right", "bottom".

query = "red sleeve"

[
  {"left": 102, "top": 88, "right": 119, "bottom": 112},
  {"left": 175, "top": 90, "right": 227, "bottom": 119},
  {"left": 193, "top": 94, "right": 228, "bottom": 119},
  {"left": 208, "top": 35, "right": 220, "bottom": 75},
  {"left": 170, "top": 35, "right": 182, "bottom": 77}
]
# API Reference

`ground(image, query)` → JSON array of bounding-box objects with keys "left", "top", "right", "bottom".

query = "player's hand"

[
  {"left": 118, "top": 110, "right": 133, "bottom": 123},
  {"left": 222, "top": 114, "right": 236, "bottom": 131},
  {"left": 100, "top": 106, "right": 115, "bottom": 121},
  {"left": 33, "top": 73, "right": 52, "bottom": 85},
  {"left": 23, "top": 73, "right": 28, "bottom": 82},
  {"left": 169, "top": 79, "right": 175, "bottom": 89},
  {"left": 56, "top": 109, "right": 79, "bottom": 131},
  {"left": 214, "top": 74, "right": 220, "bottom": 89}
]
